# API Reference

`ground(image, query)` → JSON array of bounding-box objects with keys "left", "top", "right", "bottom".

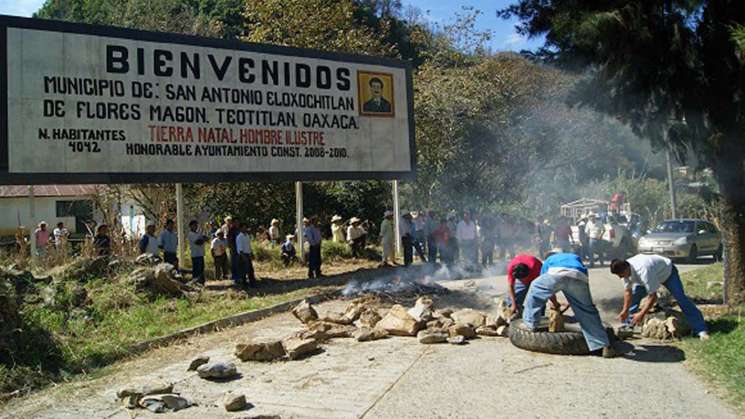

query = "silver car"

[{"left": 637, "top": 219, "right": 722, "bottom": 262}]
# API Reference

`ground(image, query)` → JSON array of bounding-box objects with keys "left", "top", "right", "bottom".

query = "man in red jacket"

[{"left": 505, "top": 254, "right": 557, "bottom": 315}]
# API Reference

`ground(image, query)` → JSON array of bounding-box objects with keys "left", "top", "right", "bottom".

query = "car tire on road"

[
  {"left": 688, "top": 245, "right": 698, "bottom": 264},
  {"left": 509, "top": 319, "right": 590, "bottom": 355},
  {"left": 714, "top": 245, "right": 723, "bottom": 262}
]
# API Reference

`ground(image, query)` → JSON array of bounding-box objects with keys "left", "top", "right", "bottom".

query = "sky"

[{"left": 0, "top": 0, "right": 544, "bottom": 52}]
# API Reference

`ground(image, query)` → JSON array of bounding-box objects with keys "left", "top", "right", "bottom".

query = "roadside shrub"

[{"left": 322, "top": 240, "right": 352, "bottom": 261}]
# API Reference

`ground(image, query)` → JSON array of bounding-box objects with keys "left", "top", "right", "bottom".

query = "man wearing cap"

[
  {"left": 411, "top": 211, "right": 428, "bottom": 263},
  {"left": 331, "top": 215, "right": 346, "bottom": 243},
  {"left": 281, "top": 234, "right": 297, "bottom": 267},
  {"left": 347, "top": 217, "right": 367, "bottom": 258},
  {"left": 425, "top": 210, "right": 439, "bottom": 263},
  {"left": 456, "top": 211, "right": 478, "bottom": 267},
  {"left": 236, "top": 223, "right": 256, "bottom": 286},
  {"left": 304, "top": 216, "right": 323, "bottom": 278},
  {"left": 505, "top": 254, "right": 554, "bottom": 315},
  {"left": 380, "top": 210, "right": 396, "bottom": 266},
  {"left": 610, "top": 255, "right": 710, "bottom": 340},
  {"left": 585, "top": 213, "right": 605, "bottom": 267},
  {"left": 521, "top": 252, "right": 617, "bottom": 358}
]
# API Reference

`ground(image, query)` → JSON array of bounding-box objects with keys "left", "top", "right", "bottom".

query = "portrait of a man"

[{"left": 358, "top": 71, "right": 395, "bottom": 117}]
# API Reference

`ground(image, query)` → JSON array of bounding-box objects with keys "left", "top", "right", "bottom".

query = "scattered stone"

[
  {"left": 641, "top": 309, "right": 690, "bottom": 340},
  {"left": 475, "top": 326, "right": 501, "bottom": 337},
  {"left": 447, "top": 335, "right": 466, "bottom": 345},
  {"left": 62, "top": 256, "right": 111, "bottom": 280},
  {"left": 152, "top": 263, "right": 190, "bottom": 296},
  {"left": 656, "top": 287, "right": 675, "bottom": 309},
  {"left": 282, "top": 337, "right": 319, "bottom": 360},
  {"left": 139, "top": 394, "right": 191, "bottom": 413},
  {"left": 135, "top": 253, "right": 162, "bottom": 266},
  {"left": 407, "top": 297, "right": 435, "bottom": 322},
  {"left": 496, "top": 325, "right": 509, "bottom": 337},
  {"left": 235, "top": 341, "right": 286, "bottom": 362},
  {"left": 307, "top": 321, "right": 356, "bottom": 339},
  {"left": 224, "top": 393, "right": 248, "bottom": 412},
  {"left": 548, "top": 307, "right": 565, "bottom": 332},
  {"left": 196, "top": 362, "right": 239, "bottom": 380},
  {"left": 320, "top": 312, "right": 353, "bottom": 325},
  {"left": 450, "top": 309, "right": 486, "bottom": 328},
  {"left": 70, "top": 284, "right": 88, "bottom": 307},
  {"left": 117, "top": 382, "right": 174, "bottom": 400},
  {"left": 375, "top": 304, "right": 422, "bottom": 336},
  {"left": 486, "top": 314, "right": 508, "bottom": 328},
  {"left": 435, "top": 308, "right": 453, "bottom": 319},
  {"left": 291, "top": 300, "right": 318, "bottom": 324},
  {"left": 417, "top": 329, "right": 448, "bottom": 344},
  {"left": 187, "top": 355, "right": 210, "bottom": 371},
  {"left": 448, "top": 324, "right": 476, "bottom": 339},
  {"left": 356, "top": 308, "right": 382, "bottom": 328},
  {"left": 615, "top": 326, "right": 634, "bottom": 340},
  {"left": 354, "top": 327, "right": 388, "bottom": 342}
]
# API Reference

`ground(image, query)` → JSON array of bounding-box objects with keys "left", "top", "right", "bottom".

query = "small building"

[{"left": 0, "top": 184, "right": 100, "bottom": 237}]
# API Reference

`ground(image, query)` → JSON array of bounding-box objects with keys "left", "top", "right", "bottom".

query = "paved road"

[{"left": 1, "top": 263, "right": 737, "bottom": 419}]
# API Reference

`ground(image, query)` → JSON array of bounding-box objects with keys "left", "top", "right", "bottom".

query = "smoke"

[{"left": 341, "top": 261, "right": 509, "bottom": 297}]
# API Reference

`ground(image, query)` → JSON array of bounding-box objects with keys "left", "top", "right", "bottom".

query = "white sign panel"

[{"left": 0, "top": 16, "right": 415, "bottom": 184}]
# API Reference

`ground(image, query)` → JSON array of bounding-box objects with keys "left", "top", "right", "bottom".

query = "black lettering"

[
  {"left": 154, "top": 49, "right": 173, "bottom": 77},
  {"left": 238, "top": 57, "right": 255, "bottom": 83},
  {"left": 180, "top": 52, "right": 200, "bottom": 79},
  {"left": 336, "top": 68, "right": 350, "bottom": 91},
  {"left": 106, "top": 45, "right": 129, "bottom": 74},
  {"left": 208, "top": 55, "right": 232, "bottom": 81},
  {"left": 262, "top": 60, "right": 279, "bottom": 86},
  {"left": 296, "top": 63, "right": 311, "bottom": 88},
  {"left": 317, "top": 66, "right": 331, "bottom": 89}
]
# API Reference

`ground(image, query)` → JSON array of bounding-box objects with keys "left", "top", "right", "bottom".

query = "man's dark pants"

[
  {"left": 191, "top": 256, "right": 205, "bottom": 284},
  {"left": 164, "top": 252, "right": 178, "bottom": 268},
  {"left": 308, "top": 244, "right": 322, "bottom": 278}
]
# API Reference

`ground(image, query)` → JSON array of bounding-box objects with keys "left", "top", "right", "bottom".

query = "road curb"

[{"left": 127, "top": 290, "right": 340, "bottom": 354}]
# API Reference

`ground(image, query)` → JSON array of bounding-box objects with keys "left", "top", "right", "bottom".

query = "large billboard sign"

[{"left": 0, "top": 16, "right": 415, "bottom": 184}]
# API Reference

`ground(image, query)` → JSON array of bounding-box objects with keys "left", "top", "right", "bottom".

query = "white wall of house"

[{"left": 0, "top": 196, "right": 91, "bottom": 235}]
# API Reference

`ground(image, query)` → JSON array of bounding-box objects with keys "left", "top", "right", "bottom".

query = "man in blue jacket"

[{"left": 521, "top": 252, "right": 617, "bottom": 358}]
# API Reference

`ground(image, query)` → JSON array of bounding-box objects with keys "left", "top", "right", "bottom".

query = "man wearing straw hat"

[
  {"left": 379, "top": 210, "right": 396, "bottom": 266},
  {"left": 281, "top": 234, "right": 297, "bottom": 266},
  {"left": 331, "top": 215, "right": 346, "bottom": 243},
  {"left": 347, "top": 217, "right": 367, "bottom": 258},
  {"left": 268, "top": 219, "right": 281, "bottom": 245}
]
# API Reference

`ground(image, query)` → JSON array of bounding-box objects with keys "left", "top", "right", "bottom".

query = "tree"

[{"left": 499, "top": 0, "right": 745, "bottom": 304}]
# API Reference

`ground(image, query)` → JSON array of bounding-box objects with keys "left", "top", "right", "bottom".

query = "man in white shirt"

[
  {"left": 236, "top": 223, "right": 256, "bottom": 287},
  {"left": 610, "top": 255, "right": 709, "bottom": 340},
  {"left": 187, "top": 220, "right": 208, "bottom": 284},
  {"left": 158, "top": 219, "right": 179, "bottom": 268},
  {"left": 346, "top": 217, "right": 367, "bottom": 258},
  {"left": 584, "top": 213, "right": 605, "bottom": 267},
  {"left": 139, "top": 224, "right": 160, "bottom": 256},
  {"left": 211, "top": 230, "right": 229, "bottom": 280},
  {"left": 53, "top": 222, "right": 70, "bottom": 250},
  {"left": 456, "top": 211, "right": 478, "bottom": 267}
]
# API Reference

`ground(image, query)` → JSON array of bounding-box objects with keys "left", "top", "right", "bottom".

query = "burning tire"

[{"left": 509, "top": 319, "right": 590, "bottom": 355}]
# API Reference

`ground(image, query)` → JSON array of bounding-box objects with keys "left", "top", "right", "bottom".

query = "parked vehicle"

[{"left": 637, "top": 219, "right": 722, "bottom": 262}]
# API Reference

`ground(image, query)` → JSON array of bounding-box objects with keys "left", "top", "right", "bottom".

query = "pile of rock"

[
  {"left": 233, "top": 296, "right": 512, "bottom": 365},
  {"left": 641, "top": 309, "right": 691, "bottom": 340},
  {"left": 129, "top": 263, "right": 194, "bottom": 297},
  {"left": 116, "top": 382, "right": 192, "bottom": 413}
]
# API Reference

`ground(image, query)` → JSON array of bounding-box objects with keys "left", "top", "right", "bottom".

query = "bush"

[{"left": 322, "top": 240, "right": 352, "bottom": 261}]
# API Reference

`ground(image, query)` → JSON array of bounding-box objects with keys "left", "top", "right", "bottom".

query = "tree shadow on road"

[{"left": 620, "top": 343, "right": 686, "bottom": 363}]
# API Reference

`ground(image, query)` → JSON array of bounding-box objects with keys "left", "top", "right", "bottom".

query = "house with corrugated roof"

[{"left": 0, "top": 184, "right": 102, "bottom": 236}]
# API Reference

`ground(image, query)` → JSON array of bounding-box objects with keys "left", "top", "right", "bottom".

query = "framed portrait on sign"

[{"left": 358, "top": 71, "right": 395, "bottom": 117}]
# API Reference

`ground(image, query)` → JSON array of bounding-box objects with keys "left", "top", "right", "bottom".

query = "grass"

[
  {"left": 678, "top": 263, "right": 745, "bottom": 410},
  {"left": 0, "top": 243, "right": 380, "bottom": 399}
]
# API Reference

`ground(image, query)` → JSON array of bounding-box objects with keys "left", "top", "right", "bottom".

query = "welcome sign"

[{"left": 0, "top": 16, "right": 415, "bottom": 184}]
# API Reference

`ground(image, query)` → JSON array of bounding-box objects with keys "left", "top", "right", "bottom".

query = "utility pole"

[
  {"left": 295, "top": 182, "right": 304, "bottom": 262},
  {"left": 175, "top": 183, "right": 185, "bottom": 264},
  {"left": 665, "top": 149, "right": 678, "bottom": 219}
]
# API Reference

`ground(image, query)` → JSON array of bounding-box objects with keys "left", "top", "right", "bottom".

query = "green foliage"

[{"left": 322, "top": 240, "right": 353, "bottom": 261}]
